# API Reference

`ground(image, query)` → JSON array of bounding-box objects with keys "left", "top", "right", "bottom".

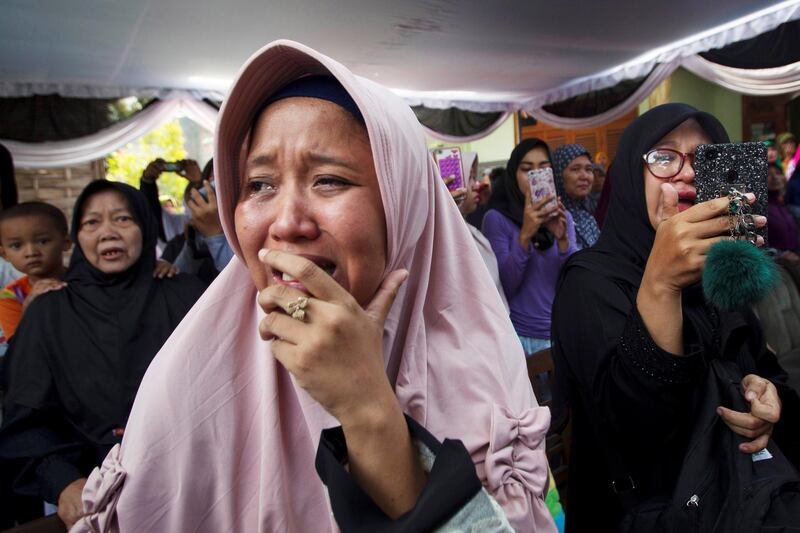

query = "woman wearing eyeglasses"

[{"left": 550, "top": 103, "right": 800, "bottom": 532}]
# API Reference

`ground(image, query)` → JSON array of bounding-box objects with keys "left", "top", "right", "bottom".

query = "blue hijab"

[{"left": 552, "top": 144, "right": 600, "bottom": 249}]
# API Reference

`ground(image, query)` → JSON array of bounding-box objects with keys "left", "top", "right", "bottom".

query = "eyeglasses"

[{"left": 642, "top": 148, "right": 695, "bottom": 179}]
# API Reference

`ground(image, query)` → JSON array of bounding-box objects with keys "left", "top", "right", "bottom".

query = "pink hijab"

[{"left": 74, "top": 40, "right": 555, "bottom": 533}]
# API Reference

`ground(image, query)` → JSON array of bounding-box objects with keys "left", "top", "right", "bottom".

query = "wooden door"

[
  {"left": 741, "top": 94, "right": 793, "bottom": 141},
  {"left": 517, "top": 108, "right": 638, "bottom": 164}
]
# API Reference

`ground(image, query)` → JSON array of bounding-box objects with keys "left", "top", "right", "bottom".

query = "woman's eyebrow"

[
  {"left": 247, "top": 154, "right": 275, "bottom": 168},
  {"left": 247, "top": 152, "right": 358, "bottom": 169},
  {"left": 307, "top": 153, "right": 360, "bottom": 171},
  {"left": 656, "top": 139, "right": 680, "bottom": 148},
  {"left": 82, "top": 207, "right": 129, "bottom": 218}
]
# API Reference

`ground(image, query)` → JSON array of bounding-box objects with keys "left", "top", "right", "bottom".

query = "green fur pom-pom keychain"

[{"left": 702, "top": 240, "right": 779, "bottom": 311}]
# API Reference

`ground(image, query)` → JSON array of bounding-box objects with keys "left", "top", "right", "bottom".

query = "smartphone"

[
  {"left": 163, "top": 161, "right": 183, "bottom": 173},
  {"left": 528, "top": 168, "right": 557, "bottom": 214},
  {"left": 197, "top": 181, "right": 215, "bottom": 201},
  {"left": 694, "top": 142, "right": 768, "bottom": 243},
  {"left": 433, "top": 148, "right": 464, "bottom": 191}
]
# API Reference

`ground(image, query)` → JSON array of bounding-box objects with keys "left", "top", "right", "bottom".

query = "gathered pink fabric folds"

[{"left": 73, "top": 40, "right": 555, "bottom": 533}]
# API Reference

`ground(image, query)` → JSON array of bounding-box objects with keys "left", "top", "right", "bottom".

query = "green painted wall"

[
  {"left": 639, "top": 68, "right": 742, "bottom": 141},
  {"left": 426, "top": 115, "right": 515, "bottom": 168}
]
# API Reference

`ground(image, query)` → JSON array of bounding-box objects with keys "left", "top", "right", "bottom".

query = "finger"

[
  {"left": 717, "top": 406, "right": 770, "bottom": 432},
  {"left": 695, "top": 215, "right": 733, "bottom": 239},
  {"left": 695, "top": 235, "right": 733, "bottom": 256},
  {"left": 190, "top": 188, "right": 206, "bottom": 206},
  {"left": 741, "top": 374, "right": 769, "bottom": 400},
  {"left": 541, "top": 203, "right": 559, "bottom": 217},
  {"left": 365, "top": 269, "right": 409, "bottom": 324},
  {"left": 749, "top": 398, "right": 781, "bottom": 424},
  {"left": 270, "top": 338, "right": 302, "bottom": 374},
  {"left": 722, "top": 417, "right": 770, "bottom": 439},
  {"left": 744, "top": 377, "right": 781, "bottom": 424},
  {"left": 204, "top": 180, "right": 217, "bottom": 202},
  {"left": 38, "top": 286, "right": 59, "bottom": 294},
  {"left": 739, "top": 431, "right": 771, "bottom": 454},
  {"left": 259, "top": 311, "right": 305, "bottom": 344},
  {"left": 657, "top": 183, "right": 679, "bottom": 222},
  {"left": 532, "top": 194, "right": 554, "bottom": 210},
  {"left": 258, "top": 282, "right": 311, "bottom": 314},
  {"left": 684, "top": 193, "right": 755, "bottom": 223},
  {"left": 258, "top": 249, "right": 347, "bottom": 302},
  {"left": 443, "top": 176, "right": 454, "bottom": 186}
]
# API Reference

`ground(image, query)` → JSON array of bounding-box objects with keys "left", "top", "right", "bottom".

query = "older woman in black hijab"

[
  {"left": 0, "top": 180, "right": 205, "bottom": 529},
  {"left": 551, "top": 104, "right": 800, "bottom": 532}
]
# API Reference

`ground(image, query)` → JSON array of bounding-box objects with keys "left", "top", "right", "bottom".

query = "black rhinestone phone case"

[{"left": 694, "top": 142, "right": 768, "bottom": 245}]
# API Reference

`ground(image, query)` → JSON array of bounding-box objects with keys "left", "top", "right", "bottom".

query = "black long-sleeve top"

[{"left": 551, "top": 266, "right": 800, "bottom": 533}]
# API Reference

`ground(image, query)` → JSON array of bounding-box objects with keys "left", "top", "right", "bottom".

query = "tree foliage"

[{"left": 105, "top": 119, "right": 189, "bottom": 209}]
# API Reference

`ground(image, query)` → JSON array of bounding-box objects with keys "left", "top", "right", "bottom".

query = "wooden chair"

[
  {"left": 1, "top": 516, "right": 66, "bottom": 533},
  {"left": 526, "top": 348, "right": 571, "bottom": 508}
]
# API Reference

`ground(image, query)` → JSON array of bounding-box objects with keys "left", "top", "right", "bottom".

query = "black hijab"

[
  {"left": 569, "top": 103, "right": 729, "bottom": 286},
  {"left": 1, "top": 180, "right": 206, "bottom": 488},
  {"left": 487, "top": 138, "right": 554, "bottom": 249},
  {"left": 552, "top": 104, "right": 731, "bottom": 405},
  {"left": 550, "top": 104, "right": 800, "bottom": 531}
]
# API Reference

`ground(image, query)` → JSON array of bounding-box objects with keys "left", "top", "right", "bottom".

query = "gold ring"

[{"left": 287, "top": 296, "right": 309, "bottom": 321}]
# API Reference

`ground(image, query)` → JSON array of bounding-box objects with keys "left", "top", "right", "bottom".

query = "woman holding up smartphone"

[
  {"left": 551, "top": 103, "right": 800, "bottom": 532},
  {"left": 483, "top": 139, "right": 577, "bottom": 355}
]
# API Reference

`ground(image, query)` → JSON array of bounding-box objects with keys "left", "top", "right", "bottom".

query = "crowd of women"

[{"left": 0, "top": 39, "right": 799, "bottom": 532}]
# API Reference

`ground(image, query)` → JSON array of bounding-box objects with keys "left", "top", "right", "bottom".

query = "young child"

[{"left": 0, "top": 202, "right": 70, "bottom": 342}]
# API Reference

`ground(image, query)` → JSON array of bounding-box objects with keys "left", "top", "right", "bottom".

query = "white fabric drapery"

[
  {"left": 4, "top": 0, "right": 800, "bottom": 161},
  {"left": 0, "top": 82, "right": 223, "bottom": 101},
  {"left": 682, "top": 55, "right": 800, "bottom": 96},
  {"left": 522, "top": 0, "right": 800, "bottom": 110},
  {"left": 2, "top": 91, "right": 218, "bottom": 168},
  {"left": 524, "top": 62, "right": 679, "bottom": 130}
]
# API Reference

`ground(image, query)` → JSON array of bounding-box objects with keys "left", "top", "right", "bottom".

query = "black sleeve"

[
  {"left": 552, "top": 267, "right": 706, "bottom": 440},
  {"left": 315, "top": 415, "right": 482, "bottom": 533},
  {"left": 0, "top": 312, "right": 87, "bottom": 502},
  {"left": 160, "top": 233, "right": 186, "bottom": 264},
  {"left": 739, "top": 309, "right": 800, "bottom": 468},
  {"left": 0, "top": 406, "right": 85, "bottom": 503},
  {"left": 139, "top": 179, "right": 166, "bottom": 242}
]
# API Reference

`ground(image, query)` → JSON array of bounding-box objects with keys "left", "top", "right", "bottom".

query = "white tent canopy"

[
  {"left": 3, "top": 0, "right": 800, "bottom": 166},
  {"left": 2, "top": 0, "right": 799, "bottom": 110}
]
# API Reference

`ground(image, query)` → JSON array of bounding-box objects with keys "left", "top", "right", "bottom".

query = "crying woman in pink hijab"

[{"left": 74, "top": 41, "right": 556, "bottom": 533}]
